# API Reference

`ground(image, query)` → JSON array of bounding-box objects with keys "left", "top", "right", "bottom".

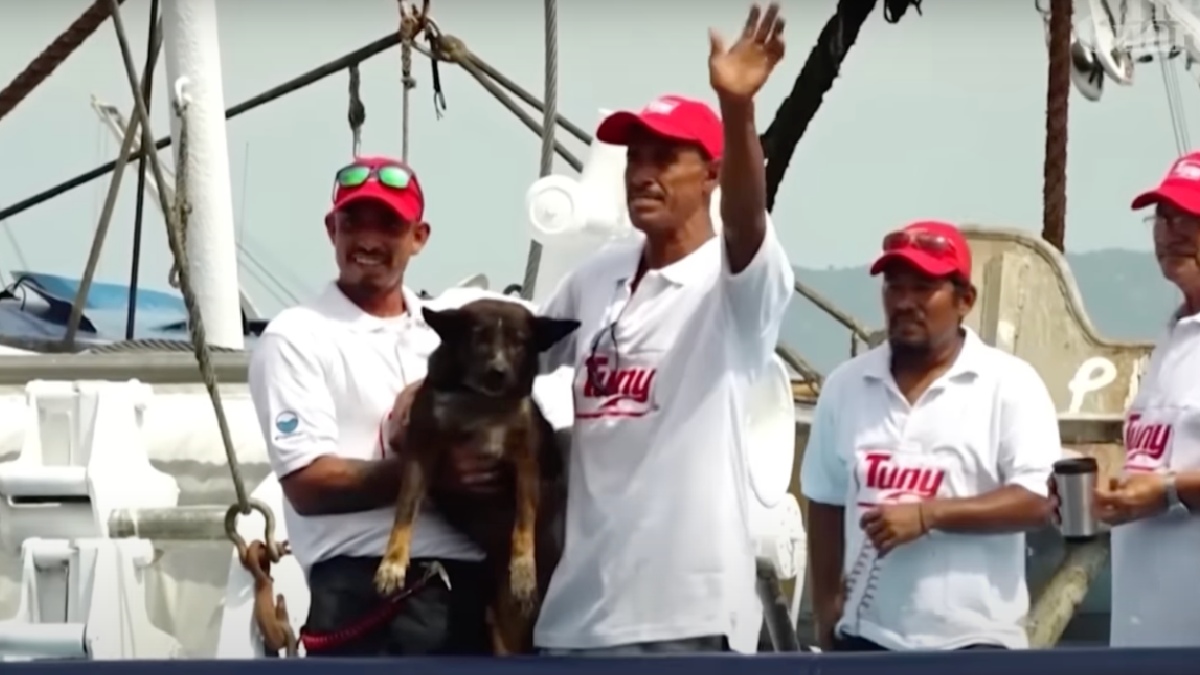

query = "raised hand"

[{"left": 709, "top": 3, "right": 787, "bottom": 103}]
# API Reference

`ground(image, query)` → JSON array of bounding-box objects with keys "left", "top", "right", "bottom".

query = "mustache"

[
  {"left": 888, "top": 310, "right": 922, "bottom": 323},
  {"left": 1155, "top": 243, "right": 1199, "bottom": 257},
  {"left": 349, "top": 244, "right": 390, "bottom": 256},
  {"left": 627, "top": 181, "right": 664, "bottom": 200}
]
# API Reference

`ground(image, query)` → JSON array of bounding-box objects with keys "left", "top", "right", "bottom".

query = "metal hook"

[
  {"left": 224, "top": 498, "right": 282, "bottom": 561},
  {"left": 172, "top": 76, "right": 192, "bottom": 117}
]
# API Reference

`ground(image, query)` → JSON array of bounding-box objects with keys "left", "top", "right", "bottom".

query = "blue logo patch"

[{"left": 274, "top": 411, "right": 299, "bottom": 435}]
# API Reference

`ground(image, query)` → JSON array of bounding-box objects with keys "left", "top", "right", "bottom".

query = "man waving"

[{"left": 535, "top": 4, "right": 794, "bottom": 656}]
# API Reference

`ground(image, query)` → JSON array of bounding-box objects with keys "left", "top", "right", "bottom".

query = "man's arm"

[
  {"left": 923, "top": 361, "right": 1059, "bottom": 533},
  {"left": 717, "top": 98, "right": 795, "bottom": 359},
  {"left": 1175, "top": 473, "right": 1200, "bottom": 511},
  {"left": 798, "top": 389, "right": 848, "bottom": 649},
  {"left": 249, "top": 331, "right": 400, "bottom": 517}
]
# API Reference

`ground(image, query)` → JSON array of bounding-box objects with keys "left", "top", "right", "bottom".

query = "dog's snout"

[{"left": 480, "top": 357, "right": 510, "bottom": 390}]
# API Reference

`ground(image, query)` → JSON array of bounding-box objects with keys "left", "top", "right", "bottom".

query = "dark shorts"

[
  {"left": 303, "top": 556, "right": 492, "bottom": 657},
  {"left": 832, "top": 634, "right": 1007, "bottom": 652},
  {"left": 540, "top": 635, "right": 730, "bottom": 656}
]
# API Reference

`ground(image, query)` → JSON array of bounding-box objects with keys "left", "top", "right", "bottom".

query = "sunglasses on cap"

[
  {"left": 881, "top": 229, "right": 958, "bottom": 257},
  {"left": 331, "top": 163, "right": 414, "bottom": 201}
]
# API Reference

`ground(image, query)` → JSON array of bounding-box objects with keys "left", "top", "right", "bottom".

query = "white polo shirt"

[
  {"left": 1110, "top": 312, "right": 1200, "bottom": 647},
  {"left": 799, "top": 329, "right": 1060, "bottom": 650},
  {"left": 248, "top": 284, "right": 573, "bottom": 573},
  {"left": 532, "top": 223, "right": 794, "bottom": 653}
]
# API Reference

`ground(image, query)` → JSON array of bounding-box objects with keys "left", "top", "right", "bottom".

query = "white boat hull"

[{"left": 0, "top": 386, "right": 269, "bottom": 657}]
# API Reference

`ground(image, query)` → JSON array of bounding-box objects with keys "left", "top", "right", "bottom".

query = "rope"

[
  {"left": 348, "top": 64, "right": 365, "bottom": 157},
  {"left": 414, "top": 34, "right": 583, "bottom": 171},
  {"left": 519, "top": 0, "right": 560, "bottom": 301},
  {"left": 0, "top": 0, "right": 125, "bottom": 125},
  {"left": 1042, "top": 0, "right": 1071, "bottom": 253},
  {"left": 760, "top": 0, "right": 882, "bottom": 211},
  {"left": 106, "top": 0, "right": 265, "bottom": 549},
  {"left": 398, "top": 1, "right": 429, "bottom": 161}
]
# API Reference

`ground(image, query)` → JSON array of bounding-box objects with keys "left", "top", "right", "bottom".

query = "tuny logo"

[
  {"left": 1124, "top": 413, "right": 1172, "bottom": 463},
  {"left": 855, "top": 450, "right": 945, "bottom": 507},
  {"left": 576, "top": 355, "right": 658, "bottom": 419}
]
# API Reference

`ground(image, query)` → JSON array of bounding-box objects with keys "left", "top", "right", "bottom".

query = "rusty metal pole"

[{"left": 1041, "top": 0, "right": 1072, "bottom": 253}]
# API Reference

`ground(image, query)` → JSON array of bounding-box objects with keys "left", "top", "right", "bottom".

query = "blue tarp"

[
  {"left": 0, "top": 270, "right": 248, "bottom": 347},
  {"left": 2, "top": 648, "right": 1199, "bottom": 674}
]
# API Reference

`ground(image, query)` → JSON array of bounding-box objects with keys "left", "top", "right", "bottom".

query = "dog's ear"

[
  {"left": 531, "top": 316, "right": 581, "bottom": 353},
  {"left": 422, "top": 307, "right": 467, "bottom": 340}
]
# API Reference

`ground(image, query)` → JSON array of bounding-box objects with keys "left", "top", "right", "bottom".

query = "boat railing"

[{"left": 777, "top": 279, "right": 876, "bottom": 397}]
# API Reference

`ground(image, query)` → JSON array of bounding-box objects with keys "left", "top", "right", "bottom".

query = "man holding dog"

[
  {"left": 250, "top": 157, "right": 566, "bottom": 656},
  {"left": 534, "top": 3, "right": 795, "bottom": 655}
]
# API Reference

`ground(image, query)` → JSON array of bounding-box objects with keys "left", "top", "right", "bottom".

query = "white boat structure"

[{"left": 0, "top": 0, "right": 1195, "bottom": 670}]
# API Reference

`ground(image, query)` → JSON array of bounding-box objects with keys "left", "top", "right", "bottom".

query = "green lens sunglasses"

[{"left": 332, "top": 164, "right": 413, "bottom": 200}]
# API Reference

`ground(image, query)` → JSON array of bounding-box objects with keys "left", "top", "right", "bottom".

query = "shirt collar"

[
  {"left": 616, "top": 235, "right": 719, "bottom": 287},
  {"left": 862, "top": 326, "right": 985, "bottom": 383},
  {"left": 313, "top": 283, "right": 425, "bottom": 332}
]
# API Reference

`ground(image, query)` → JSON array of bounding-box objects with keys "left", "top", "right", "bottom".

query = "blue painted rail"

[{"left": 5, "top": 649, "right": 1199, "bottom": 675}]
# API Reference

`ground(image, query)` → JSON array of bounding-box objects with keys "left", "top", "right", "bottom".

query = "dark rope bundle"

[
  {"left": 348, "top": 64, "right": 366, "bottom": 156},
  {"left": 761, "top": 0, "right": 926, "bottom": 211}
]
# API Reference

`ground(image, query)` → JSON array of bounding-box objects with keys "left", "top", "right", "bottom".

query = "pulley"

[{"left": 1069, "top": 37, "right": 1106, "bottom": 101}]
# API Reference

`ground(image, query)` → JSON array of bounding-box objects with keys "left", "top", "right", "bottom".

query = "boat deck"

[{"left": 3, "top": 647, "right": 1197, "bottom": 673}]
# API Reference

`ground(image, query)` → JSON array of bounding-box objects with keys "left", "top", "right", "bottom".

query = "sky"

[{"left": 2, "top": 0, "right": 1199, "bottom": 315}]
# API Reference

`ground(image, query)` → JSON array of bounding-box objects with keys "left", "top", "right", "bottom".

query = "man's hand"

[
  {"left": 709, "top": 3, "right": 786, "bottom": 103},
  {"left": 860, "top": 503, "right": 928, "bottom": 556},
  {"left": 1048, "top": 474, "right": 1062, "bottom": 526},
  {"left": 1094, "top": 473, "right": 1168, "bottom": 526},
  {"left": 386, "top": 381, "right": 503, "bottom": 496},
  {"left": 385, "top": 381, "right": 423, "bottom": 451}
]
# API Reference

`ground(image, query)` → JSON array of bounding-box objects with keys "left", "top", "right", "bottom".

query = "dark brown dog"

[{"left": 376, "top": 298, "right": 579, "bottom": 654}]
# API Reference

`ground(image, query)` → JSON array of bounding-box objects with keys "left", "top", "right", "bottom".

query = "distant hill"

[{"left": 780, "top": 249, "right": 1179, "bottom": 374}]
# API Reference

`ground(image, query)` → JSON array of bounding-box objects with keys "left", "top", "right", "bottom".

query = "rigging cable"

[
  {"left": 125, "top": 0, "right": 163, "bottom": 340},
  {"left": 65, "top": 22, "right": 164, "bottom": 350},
  {"left": 0, "top": 32, "right": 409, "bottom": 223},
  {"left": 107, "top": 0, "right": 259, "bottom": 534},
  {"left": 1153, "top": 4, "right": 1190, "bottom": 155},
  {"left": 0, "top": 27, "right": 592, "bottom": 223},
  {"left": 519, "top": 0, "right": 560, "bottom": 301}
]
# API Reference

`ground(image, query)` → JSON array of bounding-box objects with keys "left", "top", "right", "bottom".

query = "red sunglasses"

[{"left": 881, "top": 230, "right": 958, "bottom": 258}]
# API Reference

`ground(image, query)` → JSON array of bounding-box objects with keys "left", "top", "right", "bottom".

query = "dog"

[{"left": 375, "top": 298, "right": 579, "bottom": 654}]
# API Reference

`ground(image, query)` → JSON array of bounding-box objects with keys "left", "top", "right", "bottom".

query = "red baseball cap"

[
  {"left": 869, "top": 220, "right": 972, "bottom": 281},
  {"left": 1131, "top": 151, "right": 1200, "bottom": 215},
  {"left": 595, "top": 95, "right": 723, "bottom": 159},
  {"left": 326, "top": 156, "right": 426, "bottom": 225}
]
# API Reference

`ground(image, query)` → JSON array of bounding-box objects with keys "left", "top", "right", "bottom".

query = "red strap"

[{"left": 299, "top": 574, "right": 431, "bottom": 653}]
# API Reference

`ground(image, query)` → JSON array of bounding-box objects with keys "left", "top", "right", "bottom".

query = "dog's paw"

[
  {"left": 374, "top": 559, "right": 408, "bottom": 595},
  {"left": 508, "top": 556, "right": 538, "bottom": 615}
]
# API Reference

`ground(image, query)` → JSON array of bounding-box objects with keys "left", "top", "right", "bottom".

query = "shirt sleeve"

[
  {"left": 721, "top": 218, "right": 795, "bottom": 363},
  {"left": 538, "top": 272, "right": 580, "bottom": 373},
  {"left": 997, "top": 360, "right": 1062, "bottom": 496},
  {"left": 248, "top": 331, "right": 340, "bottom": 479},
  {"left": 799, "top": 383, "right": 848, "bottom": 506}
]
